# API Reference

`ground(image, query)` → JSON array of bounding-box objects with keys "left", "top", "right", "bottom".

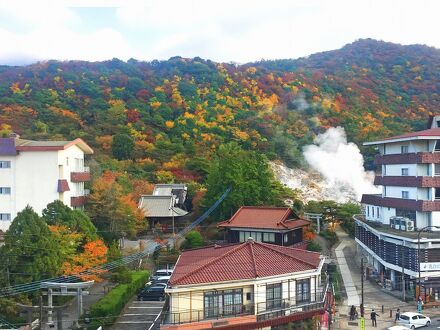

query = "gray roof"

[
  {"left": 138, "top": 195, "right": 188, "bottom": 218},
  {"left": 15, "top": 139, "right": 71, "bottom": 147},
  {"left": 153, "top": 184, "right": 187, "bottom": 196}
]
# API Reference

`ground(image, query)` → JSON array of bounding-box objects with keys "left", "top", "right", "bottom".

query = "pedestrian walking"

[
  {"left": 371, "top": 309, "right": 379, "bottom": 327},
  {"left": 350, "top": 305, "right": 356, "bottom": 321},
  {"left": 395, "top": 308, "right": 400, "bottom": 322}
]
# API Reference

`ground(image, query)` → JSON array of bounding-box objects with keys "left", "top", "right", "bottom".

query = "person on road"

[
  {"left": 371, "top": 309, "right": 379, "bottom": 327},
  {"left": 395, "top": 308, "right": 400, "bottom": 322},
  {"left": 350, "top": 305, "right": 356, "bottom": 320}
]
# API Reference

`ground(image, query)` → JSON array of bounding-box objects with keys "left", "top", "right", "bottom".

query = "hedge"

[{"left": 88, "top": 270, "right": 149, "bottom": 328}]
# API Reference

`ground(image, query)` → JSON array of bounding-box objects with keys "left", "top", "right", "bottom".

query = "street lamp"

[{"left": 417, "top": 225, "right": 440, "bottom": 302}]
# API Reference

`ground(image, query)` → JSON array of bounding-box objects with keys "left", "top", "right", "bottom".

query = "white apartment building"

[{"left": 0, "top": 136, "right": 93, "bottom": 232}]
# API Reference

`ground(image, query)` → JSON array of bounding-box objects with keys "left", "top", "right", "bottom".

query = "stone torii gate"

[{"left": 41, "top": 281, "right": 94, "bottom": 326}]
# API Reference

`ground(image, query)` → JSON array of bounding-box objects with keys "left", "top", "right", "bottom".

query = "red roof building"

[
  {"left": 218, "top": 207, "right": 310, "bottom": 247},
  {"left": 163, "top": 239, "right": 327, "bottom": 330}
]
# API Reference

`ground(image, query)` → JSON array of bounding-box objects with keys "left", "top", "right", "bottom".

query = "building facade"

[
  {"left": 218, "top": 207, "right": 310, "bottom": 247},
  {"left": 162, "top": 238, "right": 328, "bottom": 329},
  {"left": 0, "top": 136, "right": 93, "bottom": 232},
  {"left": 358, "top": 116, "right": 440, "bottom": 300}
]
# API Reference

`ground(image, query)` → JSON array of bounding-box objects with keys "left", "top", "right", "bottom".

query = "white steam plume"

[{"left": 302, "top": 126, "right": 380, "bottom": 202}]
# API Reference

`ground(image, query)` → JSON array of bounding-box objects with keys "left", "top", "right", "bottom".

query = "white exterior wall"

[
  {"left": 0, "top": 144, "right": 87, "bottom": 232},
  {"left": 385, "top": 186, "right": 417, "bottom": 199},
  {"left": 416, "top": 211, "right": 429, "bottom": 228},
  {"left": 384, "top": 164, "right": 416, "bottom": 176},
  {"left": 432, "top": 212, "right": 440, "bottom": 227},
  {"left": 381, "top": 141, "right": 429, "bottom": 155},
  {"left": 381, "top": 207, "right": 396, "bottom": 225},
  {"left": 364, "top": 204, "right": 382, "bottom": 222},
  {"left": 417, "top": 188, "right": 430, "bottom": 200}
]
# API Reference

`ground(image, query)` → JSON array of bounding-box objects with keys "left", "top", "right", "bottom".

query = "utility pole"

[
  {"left": 360, "top": 257, "right": 365, "bottom": 330},
  {"left": 402, "top": 243, "right": 406, "bottom": 301}
]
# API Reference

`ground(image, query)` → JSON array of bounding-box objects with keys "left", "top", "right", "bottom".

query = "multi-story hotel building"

[
  {"left": 357, "top": 116, "right": 440, "bottom": 300},
  {"left": 0, "top": 135, "right": 93, "bottom": 232}
]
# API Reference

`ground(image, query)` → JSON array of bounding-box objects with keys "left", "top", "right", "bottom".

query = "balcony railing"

[
  {"left": 70, "top": 168, "right": 91, "bottom": 182},
  {"left": 374, "top": 175, "right": 440, "bottom": 187},
  {"left": 162, "top": 285, "right": 330, "bottom": 327},
  {"left": 162, "top": 303, "right": 254, "bottom": 325},
  {"left": 374, "top": 152, "right": 440, "bottom": 165},
  {"left": 71, "top": 196, "right": 88, "bottom": 207}
]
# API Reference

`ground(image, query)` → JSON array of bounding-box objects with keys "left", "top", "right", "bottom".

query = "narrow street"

[{"left": 334, "top": 229, "right": 416, "bottom": 330}]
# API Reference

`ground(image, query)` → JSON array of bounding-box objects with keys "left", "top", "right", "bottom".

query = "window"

[
  {"left": 436, "top": 188, "right": 440, "bottom": 200},
  {"left": 0, "top": 214, "right": 11, "bottom": 221},
  {"left": 263, "top": 232, "right": 275, "bottom": 243},
  {"left": 266, "top": 283, "right": 282, "bottom": 309},
  {"left": 401, "top": 145, "right": 409, "bottom": 153},
  {"left": 0, "top": 161, "right": 11, "bottom": 168},
  {"left": 0, "top": 187, "right": 11, "bottom": 194},
  {"left": 284, "top": 234, "right": 288, "bottom": 243},
  {"left": 436, "top": 140, "right": 440, "bottom": 152},
  {"left": 401, "top": 168, "right": 409, "bottom": 176},
  {"left": 239, "top": 231, "right": 245, "bottom": 242},
  {"left": 372, "top": 207, "right": 374, "bottom": 217},
  {"left": 435, "top": 164, "right": 440, "bottom": 176},
  {"left": 204, "top": 289, "right": 243, "bottom": 318},
  {"left": 366, "top": 206, "right": 369, "bottom": 217},
  {"left": 296, "top": 279, "right": 310, "bottom": 304},
  {"left": 377, "top": 207, "right": 380, "bottom": 218},
  {"left": 402, "top": 191, "right": 409, "bottom": 199}
]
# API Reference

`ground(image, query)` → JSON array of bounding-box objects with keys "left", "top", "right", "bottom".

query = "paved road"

[{"left": 111, "top": 298, "right": 164, "bottom": 330}]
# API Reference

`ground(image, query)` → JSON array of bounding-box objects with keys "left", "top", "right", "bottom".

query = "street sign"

[
  {"left": 420, "top": 262, "right": 440, "bottom": 271},
  {"left": 360, "top": 316, "right": 365, "bottom": 330}
]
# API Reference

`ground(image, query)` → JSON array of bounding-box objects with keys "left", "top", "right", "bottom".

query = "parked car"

[
  {"left": 146, "top": 275, "right": 171, "bottom": 287},
  {"left": 137, "top": 285, "right": 166, "bottom": 301},
  {"left": 398, "top": 312, "right": 431, "bottom": 329},
  {"left": 150, "top": 269, "right": 173, "bottom": 282}
]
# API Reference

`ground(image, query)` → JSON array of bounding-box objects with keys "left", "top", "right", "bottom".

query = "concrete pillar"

[
  {"left": 48, "top": 288, "right": 53, "bottom": 324},
  {"left": 390, "top": 270, "right": 396, "bottom": 289}
]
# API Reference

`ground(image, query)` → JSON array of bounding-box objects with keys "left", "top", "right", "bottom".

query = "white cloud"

[{"left": 1, "top": 0, "right": 440, "bottom": 64}]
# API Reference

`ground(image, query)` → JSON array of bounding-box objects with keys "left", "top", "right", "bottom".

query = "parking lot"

[{"left": 111, "top": 298, "right": 164, "bottom": 330}]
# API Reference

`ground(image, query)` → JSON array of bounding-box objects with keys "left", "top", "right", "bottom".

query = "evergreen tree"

[
  {"left": 111, "top": 133, "right": 134, "bottom": 160},
  {"left": 202, "top": 143, "right": 279, "bottom": 220},
  {"left": 0, "top": 206, "right": 61, "bottom": 286}
]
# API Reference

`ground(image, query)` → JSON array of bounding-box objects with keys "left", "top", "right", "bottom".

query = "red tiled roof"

[
  {"left": 365, "top": 128, "right": 440, "bottom": 145},
  {"left": 218, "top": 206, "right": 310, "bottom": 230},
  {"left": 169, "top": 240, "right": 322, "bottom": 286}
]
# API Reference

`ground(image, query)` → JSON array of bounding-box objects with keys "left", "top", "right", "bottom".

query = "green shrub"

[
  {"left": 319, "top": 229, "right": 339, "bottom": 246},
  {"left": 88, "top": 270, "right": 149, "bottom": 328},
  {"left": 307, "top": 241, "right": 322, "bottom": 252}
]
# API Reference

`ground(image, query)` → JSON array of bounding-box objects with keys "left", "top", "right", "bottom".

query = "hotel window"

[
  {"left": 372, "top": 207, "right": 374, "bottom": 217},
  {"left": 401, "top": 145, "right": 409, "bottom": 153},
  {"left": 0, "top": 213, "right": 11, "bottom": 221},
  {"left": 436, "top": 140, "right": 440, "bottom": 152},
  {"left": 401, "top": 168, "right": 409, "bottom": 176},
  {"left": 0, "top": 161, "right": 11, "bottom": 168},
  {"left": 284, "top": 234, "right": 288, "bottom": 244},
  {"left": 377, "top": 207, "right": 380, "bottom": 218},
  {"left": 0, "top": 187, "right": 11, "bottom": 194},
  {"left": 366, "top": 206, "right": 369, "bottom": 217},
  {"left": 402, "top": 191, "right": 409, "bottom": 199}
]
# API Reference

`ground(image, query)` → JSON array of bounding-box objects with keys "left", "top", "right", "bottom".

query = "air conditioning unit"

[{"left": 390, "top": 216, "right": 414, "bottom": 231}]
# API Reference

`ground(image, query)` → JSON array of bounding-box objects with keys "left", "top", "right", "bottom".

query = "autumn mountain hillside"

[{"left": 1, "top": 38, "right": 439, "bottom": 184}]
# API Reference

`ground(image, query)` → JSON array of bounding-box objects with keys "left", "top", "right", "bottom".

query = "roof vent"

[
  {"left": 247, "top": 237, "right": 254, "bottom": 243},
  {"left": 214, "top": 244, "right": 221, "bottom": 249}
]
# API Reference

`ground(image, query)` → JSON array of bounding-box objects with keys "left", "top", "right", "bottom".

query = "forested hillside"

[{"left": 1, "top": 38, "right": 439, "bottom": 190}]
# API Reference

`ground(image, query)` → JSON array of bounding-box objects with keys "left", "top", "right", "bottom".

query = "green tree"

[
  {"left": 181, "top": 230, "right": 204, "bottom": 249},
  {"left": 111, "top": 134, "right": 134, "bottom": 160},
  {"left": 0, "top": 206, "right": 61, "bottom": 286},
  {"left": 42, "top": 200, "right": 97, "bottom": 240},
  {"left": 202, "top": 143, "right": 279, "bottom": 219}
]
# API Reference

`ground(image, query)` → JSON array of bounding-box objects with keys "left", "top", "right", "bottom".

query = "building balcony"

[
  {"left": 374, "top": 152, "right": 440, "bottom": 165},
  {"left": 161, "top": 286, "right": 330, "bottom": 329},
  {"left": 374, "top": 175, "right": 440, "bottom": 187},
  {"left": 71, "top": 196, "right": 88, "bottom": 207},
  {"left": 361, "top": 194, "right": 440, "bottom": 212},
  {"left": 70, "top": 167, "right": 91, "bottom": 182}
]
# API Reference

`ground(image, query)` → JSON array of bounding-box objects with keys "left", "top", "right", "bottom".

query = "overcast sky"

[{"left": 1, "top": 0, "right": 440, "bottom": 66}]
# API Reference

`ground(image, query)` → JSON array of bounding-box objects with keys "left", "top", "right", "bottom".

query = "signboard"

[
  {"left": 420, "top": 262, "right": 440, "bottom": 271},
  {"left": 359, "top": 316, "right": 365, "bottom": 330}
]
